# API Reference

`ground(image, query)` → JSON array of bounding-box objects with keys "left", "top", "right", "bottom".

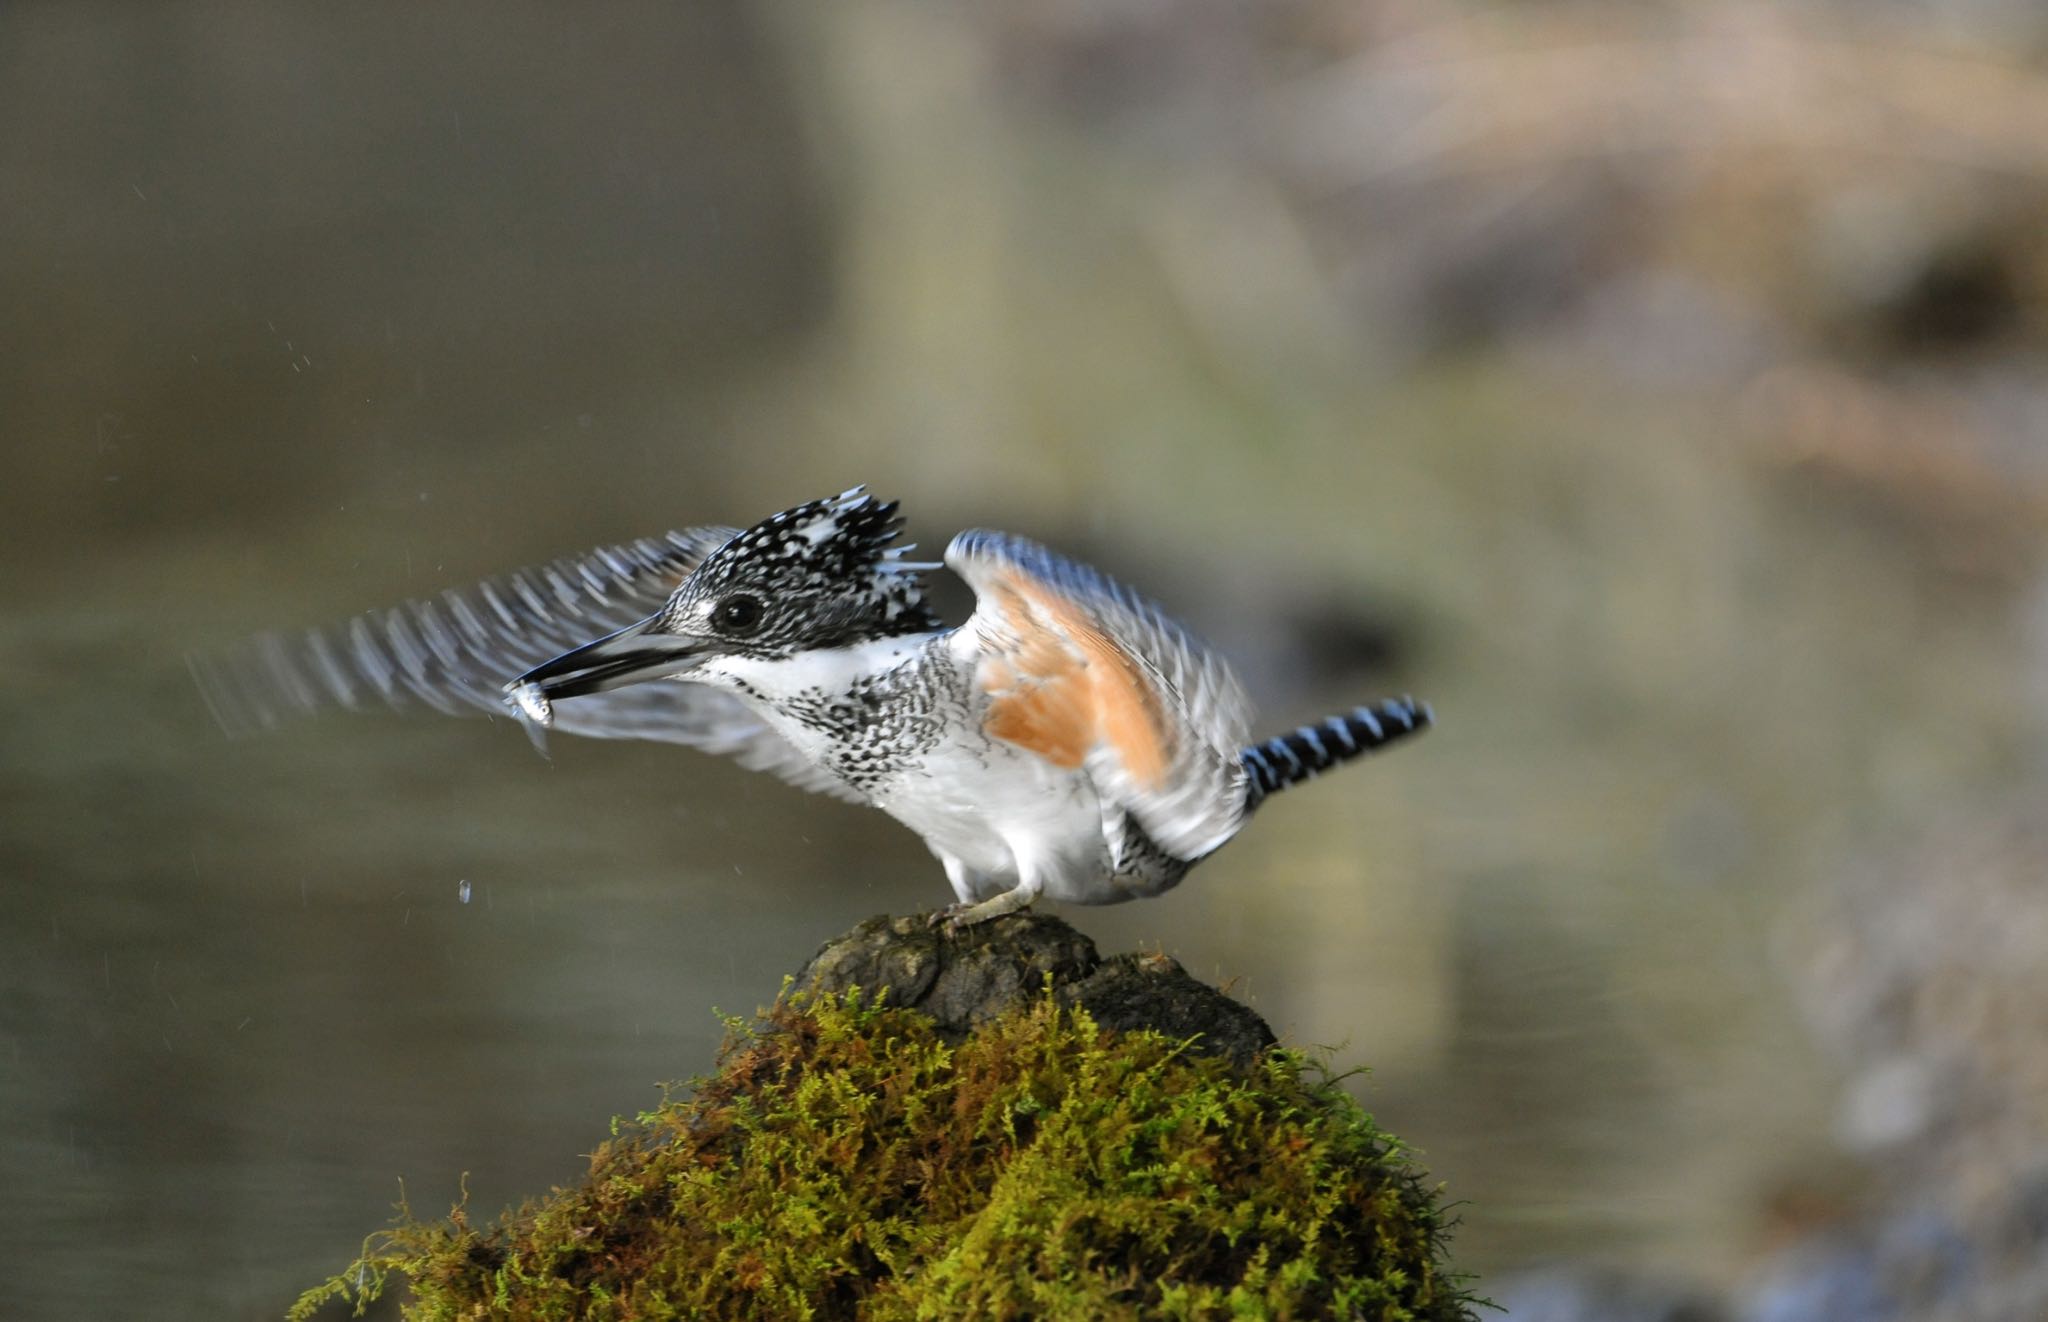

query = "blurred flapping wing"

[{"left": 190, "top": 527, "right": 867, "bottom": 803}]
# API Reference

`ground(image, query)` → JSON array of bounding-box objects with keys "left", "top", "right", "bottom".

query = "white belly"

[
  {"left": 870, "top": 737, "right": 1115, "bottom": 901},
  {"left": 709, "top": 641, "right": 1159, "bottom": 906}
]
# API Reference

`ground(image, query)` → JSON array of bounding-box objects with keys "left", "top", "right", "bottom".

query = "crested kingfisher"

[{"left": 196, "top": 489, "right": 1432, "bottom": 926}]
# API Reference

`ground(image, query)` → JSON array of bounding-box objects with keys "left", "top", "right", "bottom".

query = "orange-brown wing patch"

[{"left": 977, "top": 570, "right": 1173, "bottom": 788}]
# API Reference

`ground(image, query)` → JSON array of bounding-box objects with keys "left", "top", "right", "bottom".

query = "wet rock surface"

[{"left": 794, "top": 911, "right": 1277, "bottom": 1069}]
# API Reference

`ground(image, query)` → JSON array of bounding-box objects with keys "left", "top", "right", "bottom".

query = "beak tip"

[{"left": 503, "top": 613, "right": 697, "bottom": 707}]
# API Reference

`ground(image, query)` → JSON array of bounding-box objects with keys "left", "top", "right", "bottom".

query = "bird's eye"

[{"left": 713, "top": 594, "right": 765, "bottom": 635}]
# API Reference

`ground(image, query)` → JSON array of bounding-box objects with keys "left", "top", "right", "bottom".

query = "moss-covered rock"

[{"left": 293, "top": 916, "right": 1474, "bottom": 1321}]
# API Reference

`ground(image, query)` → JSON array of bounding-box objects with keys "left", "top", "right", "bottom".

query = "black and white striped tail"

[{"left": 1241, "top": 696, "right": 1433, "bottom": 810}]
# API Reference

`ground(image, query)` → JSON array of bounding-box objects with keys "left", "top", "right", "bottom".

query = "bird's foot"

[{"left": 927, "top": 884, "right": 1041, "bottom": 932}]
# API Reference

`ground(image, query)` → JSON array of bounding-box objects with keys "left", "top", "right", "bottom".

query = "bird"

[{"left": 193, "top": 487, "right": 1433, "bottom": 926}]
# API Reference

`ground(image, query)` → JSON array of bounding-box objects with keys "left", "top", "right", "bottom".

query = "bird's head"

[{"left": 509, "top": 488, "right": 940, "bottom": 705}]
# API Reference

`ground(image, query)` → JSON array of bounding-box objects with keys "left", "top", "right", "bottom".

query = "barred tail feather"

[{"left": 1241, "top": 696, "right": 1433, "bottom": 809}]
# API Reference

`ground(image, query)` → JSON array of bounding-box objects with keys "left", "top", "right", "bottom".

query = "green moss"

[{"left": 292, "top": 990, "right": 1473, "bottom": 1321}]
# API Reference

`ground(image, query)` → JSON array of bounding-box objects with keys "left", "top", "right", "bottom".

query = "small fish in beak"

[{"left": 508, "top": 680, "right": 555, "bottom": 729}]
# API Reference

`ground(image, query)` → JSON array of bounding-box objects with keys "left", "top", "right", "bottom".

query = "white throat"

[{"left": 702, "top": 632, "right": 939, "bottom": 707}]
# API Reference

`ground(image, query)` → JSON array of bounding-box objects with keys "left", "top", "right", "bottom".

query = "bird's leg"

[
  {"left": 926, "top": 855, "right": 1026, "bottom": 928},
  {"left": 936, "top": 842, "right": 1053, "bottom": 930},
  {"left": 939, "top": 855, "right": 983, "bottom": 907},
  {"left": 926, "top": 857, "right": 989, "bottom": 928},
  {"left": 938, "top": 875, "right": 1043, "bottom": 930}
]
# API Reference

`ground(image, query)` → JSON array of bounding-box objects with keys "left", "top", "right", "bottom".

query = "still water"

[{"left": 2, "top": 518, "right": 1845, "bottom": 1317}]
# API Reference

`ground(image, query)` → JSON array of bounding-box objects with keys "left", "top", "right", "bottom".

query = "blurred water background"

[{"left": 5, "top": 3, "right": 2048, "bottom": 1318}]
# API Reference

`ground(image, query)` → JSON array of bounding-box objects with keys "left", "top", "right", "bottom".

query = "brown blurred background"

[{"left": 4, "top": 3, "right": 2047, "bottom": 1318}]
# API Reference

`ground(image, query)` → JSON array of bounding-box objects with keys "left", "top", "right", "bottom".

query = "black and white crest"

[{"left": 661, "top": 487, "right": 941, "bottom": 655}]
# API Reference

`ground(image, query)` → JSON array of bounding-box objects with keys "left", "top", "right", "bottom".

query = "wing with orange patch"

[{"left": 947, "top": 529, "right": 1254, "bottom": 859}]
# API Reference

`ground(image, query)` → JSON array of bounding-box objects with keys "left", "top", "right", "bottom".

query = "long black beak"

[{"left": 508, "top": 614, "right": 702, "bottom": 703}]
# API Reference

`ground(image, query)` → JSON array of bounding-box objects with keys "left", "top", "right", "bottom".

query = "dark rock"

[
  {"left": 1062, "top": 951, "right": 1277, "bottom": 1068},
  {"left": 794, "top": 911, "right": 1277, "bottom": 1068}
]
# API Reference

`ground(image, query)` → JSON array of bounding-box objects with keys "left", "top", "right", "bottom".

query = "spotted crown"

[{"left": 664, "top": 487, "right": 941, "bottom": 652}]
